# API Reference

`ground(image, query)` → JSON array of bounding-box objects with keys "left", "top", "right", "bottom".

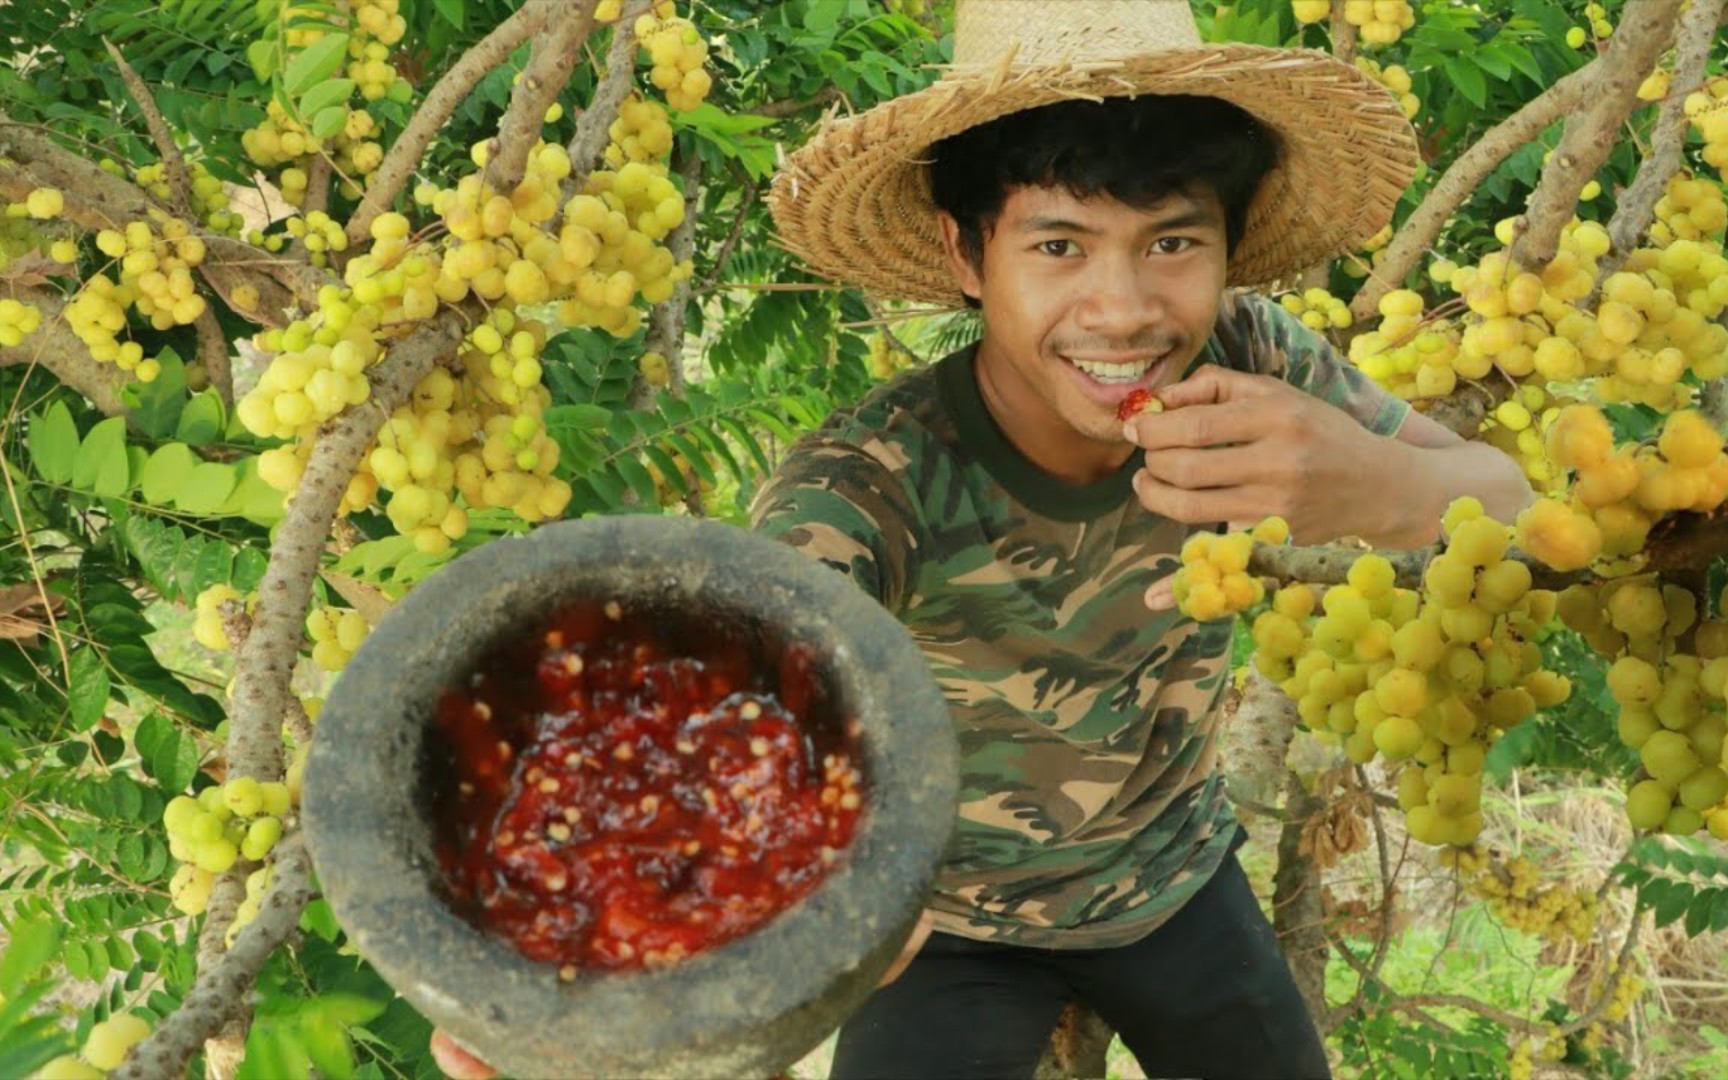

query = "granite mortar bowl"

[{"left": 302, "top": 515, "right": 959, "bottom": 1080}]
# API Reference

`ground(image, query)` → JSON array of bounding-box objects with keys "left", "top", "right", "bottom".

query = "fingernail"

[{"left": 1122, "top": 422, "right": 1138, "bottom": 444}]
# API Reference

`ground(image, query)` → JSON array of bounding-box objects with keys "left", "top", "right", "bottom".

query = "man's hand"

[
  {"left": 1124, "top": 368, "right": 1407, "bottom": 546},
  {"left": 431, "top": 1029, "right": 498, "bottom": 1080},
  {"left": 878, "top": 910, "right": 934, "bottom": 988}
]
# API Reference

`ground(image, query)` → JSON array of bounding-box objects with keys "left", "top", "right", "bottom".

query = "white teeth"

[{"left": 1069, "top": 356, "right": 1153, "bottom": 383}]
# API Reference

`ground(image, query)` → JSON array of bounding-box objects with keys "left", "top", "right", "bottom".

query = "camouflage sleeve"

[
  {"left": 747, "top": 438, "right": 922, "bottom": 612},
  {"left": 1223, "top": 290, "right": 1411, "bottom": 437}
]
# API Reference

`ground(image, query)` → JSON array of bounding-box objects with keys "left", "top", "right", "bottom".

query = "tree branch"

[
  {"left": 487, "top": 0, "right": 601, "bottom": 194},
  {"left": 224, "top": 311, "right": 464, "bottom": 788},
  {"left": 754, "top": 87, "right": 842, "bottom": 119},
  {"left": 194, "top": 306, "right": 233, "bottom": 407},
  {"left": 1349, "top": 60, "right": 1601, "bottom": 323},
  {"left": 0, "top": 118, "right": 323, "bottom": 321},
  {"left": 697, "top": 172, "right": 757, "bottom": 293},
  {"left": 1510, "top": 0, "right": 1682, "bottom": 269},
  {"left": 638, "top": 147, "right": 699, "bottom": 400},
  {"left": 0, "top": 288, "right": 130, "bottom": 415},
  {"left": 189, "top": 313, "right": 464, "bottom": 992},
  {"left": 565, "top": 0, "right": 650, "bottom": 186},
  {"left": 346, "top": 1, "right": 555, "bottom": 245},
  {"left": 302, "top": 153, "right": 334, "bottom": 220},
  {"left": 1220, "top": 667, "right": 1301, "bottom": 812},
  {"left": 102, "top": 38, "right": 195, "bottom": 211},
  {"left": 1328, "top": 0, "right": 1358, "bottom": 67},
  {"left": 115, "top": 835, "right": 316, "bottom": 1080},
  {"left": 1597, "top": 0, "right": 1727, "bottom": 280}
]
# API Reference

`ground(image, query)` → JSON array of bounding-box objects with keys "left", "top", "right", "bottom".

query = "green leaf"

[
  {"left": 140, "top": 443, "right": 199, "bottom": 506},
  {"left": 0, "top": 916, "right": 61, "bottom": 998},
  {"left": 1650, "top": 879, "right": 1696, "bottom": 928},
  {"left": 194, "top": 540, "right": 234, "bottom": 595},
  {"left": 246, "top": 38, "right": 277, "bottom": 81},
  {"left": 220, "top": 459, "right": 286, "bottom": 524},
  {"left": 1443, "top": 57, "right": 1488, "bottom": 109},
  {"left": 297, "top": 78, "right": 354, "bottom": 118},
  {"left": 301, "top": 1012, "right": 359, "bottom": 1080},
  {"left": 28, "top": 402, "right": 79, "bottom": 484},
  {"left": 174, "top": 463, "right": 237, "bottom": 515},
  {"left": 72, "top": 417, "right": 130, "bottom": 496},
  {"left": 117, "top": 834, "right": 149, "bottom": 880},
  {"left": 432, "top": 0, "right": 464, "bottom": 27},
  {"left": 311, "top": 105, "right": 348, "bottom": 140},
  {"left": 67, "top": 647, "right": 111, "bottom": 732},
  {"left": 136, "top": 712, "right": 200, "bottom": 794},
  {"left": 175, "top": 389, "right": 226, "bottom": 446},
  {"left": 120, "top": 347, "right": 189, "bottom": 437},
  {"left": 283, "top": 32, "right": 351, "bottom": 96}
]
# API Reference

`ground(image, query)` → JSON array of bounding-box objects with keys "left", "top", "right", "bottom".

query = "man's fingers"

[
  {"left": 1138, "top": 444, "right": 1266, "bottom": 492},
  {"left": 1152, "top": 367, "right": 1281, "bottom": 410},
  {"left": 1125, "top": 402, "right": 1267, "bottom": 451},
  {"left": 1131, "top": 469, "right": 1262, "bottom": 527},
  {"left": 1143, "top": 575, "right": 1176, "bottom": 612},
  {"left": 431, "top": 1030, "right": 499, "bottom": 1080},
  {"left": 878, "top": 911, "right": 935, "bottom": 988}
]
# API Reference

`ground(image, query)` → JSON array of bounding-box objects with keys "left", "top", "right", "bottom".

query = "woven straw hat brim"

[{"left": 768, "top": 44, "right": 1420, "bottom": 306}]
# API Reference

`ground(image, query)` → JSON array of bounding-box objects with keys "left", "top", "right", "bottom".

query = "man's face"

[{"left": 942, "top": 184, "right": 1229, "bottom": 451}]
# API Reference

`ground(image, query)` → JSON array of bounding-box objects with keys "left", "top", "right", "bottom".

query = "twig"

[
  {"left": 193, "top": 307, "right": 233, "bottom": 407},
  {"left": 302, "top": 153, "right": 334, "bottom": 220},
  {"left": 346, "top": 1, "right": 555, "bottom": 245},
  {"left": 565, "top": 0, "right": 650, "bottom": 188},
  {"left": 636, "top": 147, "right": 700, "bottom": 407},
  {"left": 1349, "top": 59, "right": 1601, "bottom": 322},
  {"left": 1596, "top": 0, "right": 1727, "bottom": 282},
  {"left": 283, "top": 695, "right": 314, "bottom": 747},
  {"left": 1510, "top": 0, "right": 1682, "bottom": 269},
  {"left": 102, "top": 38, "right": 195, "bottom": 210},
  {"left": 1413, "top": 381, "right": 1500, "bottom": 438},
  {"left": 1359, "top": 766, "right": 1397, "bottom": 984},
  {"left": 754, "top": 87, "right": 842, "bottom": 118},
  {"left": 488, "top": 0, "right": 601, "bottom": 193},
  {"left": 1328, "top": 0, "right": 1358, "bottom": 67},
  {"left": 115, "top": 835, "right": 317, "bottom": 1080},
  {"left": 1331, "top": 902, "right": 1647, "bottom": 1039},
  {"left": 698, "top": 175, "right": 759, "bottom": 293},
  {"left": 1248, "top": 539, "right": 1583, "bottom": 590}
]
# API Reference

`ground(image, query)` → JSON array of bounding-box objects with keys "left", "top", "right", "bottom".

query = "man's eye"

[
  {"left": 1038, "top": 239, "right": 1076, "bottom": 256},
  {"left": 1153, "top": 237, "right": 1194, "bottom": 255}
]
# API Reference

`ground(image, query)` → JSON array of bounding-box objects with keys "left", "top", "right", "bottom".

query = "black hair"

[{"left": 927, "top": 95, "right": 1278, "bottom": 307}]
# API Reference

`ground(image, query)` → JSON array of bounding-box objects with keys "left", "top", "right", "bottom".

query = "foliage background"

[{"left": 0, "top": 1, "right": 1724, "bottom": 1078}]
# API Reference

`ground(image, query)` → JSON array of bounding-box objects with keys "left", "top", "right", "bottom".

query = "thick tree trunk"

[
  {"left": 1033, "top": 1001, "right": 1116, "bottom": 1079},
  {"left": 1272, "top": 774, "right": 1330, "bottom": 1030}
]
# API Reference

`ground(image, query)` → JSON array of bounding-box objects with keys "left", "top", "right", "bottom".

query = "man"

[{"left": 433, "top": 2, "right": 1531, "bottom": 1077}]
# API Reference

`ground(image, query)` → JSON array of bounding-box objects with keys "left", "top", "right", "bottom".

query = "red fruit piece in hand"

[{"left": 1116, "top": 389, "right": 1162, "bottom": 422}]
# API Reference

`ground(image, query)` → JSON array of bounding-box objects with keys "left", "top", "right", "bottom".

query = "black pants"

[{"left": 829, "top": 850, "right": 1330, "bottom": 1080}]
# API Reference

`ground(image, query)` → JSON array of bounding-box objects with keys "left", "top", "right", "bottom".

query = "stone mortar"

[{"left": 302, "top": 515, "right": 959, "bottom": 1079}]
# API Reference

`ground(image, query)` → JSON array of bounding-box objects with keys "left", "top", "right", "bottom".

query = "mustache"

[{"left": 1050, "top": 333, "right": 1183, "bottom": 355}]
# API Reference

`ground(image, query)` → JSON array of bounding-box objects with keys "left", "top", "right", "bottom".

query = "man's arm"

[
  {"left": 1381, "top": 408, "right": 1535, "bottom": 548},
  {"left": 1126, "top": 292, "right": 1532, "bottom": 548},
  {"left": 747, "top": 436, "right": 923, "bottom": 612}
]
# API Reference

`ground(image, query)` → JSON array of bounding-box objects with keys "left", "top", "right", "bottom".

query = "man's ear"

[{"left": 937, "top": 212, "right": 983, "bottom": 303}]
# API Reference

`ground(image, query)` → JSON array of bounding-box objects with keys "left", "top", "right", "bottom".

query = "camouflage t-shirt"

[{"left": 748, "top": 290, "right": 1411, "bottom": 949}]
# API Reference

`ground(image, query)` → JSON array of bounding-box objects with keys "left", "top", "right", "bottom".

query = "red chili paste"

[{"left": 431, "top": 600, "right": 864, "bottom": 975}]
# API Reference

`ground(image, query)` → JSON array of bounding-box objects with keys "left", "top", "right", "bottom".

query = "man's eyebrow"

[{"left": 1014, "top": 208, "right": 1223, "bottom": 235}]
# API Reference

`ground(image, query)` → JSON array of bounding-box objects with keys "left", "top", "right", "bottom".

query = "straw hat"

[{"left": 767, "top": 0, "right": 1421, "bottom": 306}]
